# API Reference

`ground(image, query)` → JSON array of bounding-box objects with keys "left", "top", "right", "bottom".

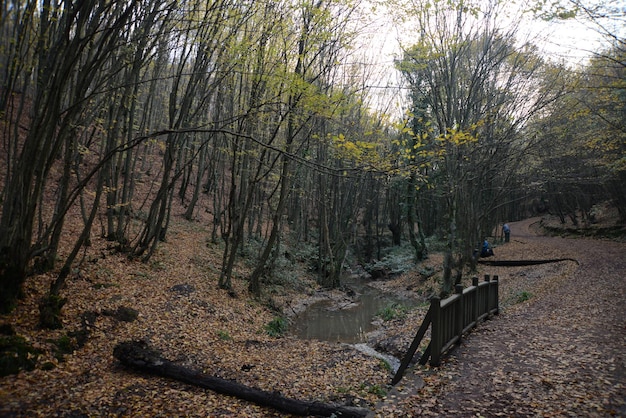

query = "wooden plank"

[
  {"left": 431, "top": 296, "right": 442, "bottom": 367},
  {"left": 462, "top": 322, "right": 476, "bottom": 335},
  {"left": 391, "top": 308, "right": 432, "bottom": 385},
  {"left": 418, "top": 343, "right": 431, "bottom": 365},
  {"left": 440, "top": 335, "right": 460, "bottom": 356}
]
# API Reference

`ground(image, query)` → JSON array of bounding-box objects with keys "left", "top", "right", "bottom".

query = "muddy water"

[{"left": 290, "top": 278, "right": 420, "bottom": 344}]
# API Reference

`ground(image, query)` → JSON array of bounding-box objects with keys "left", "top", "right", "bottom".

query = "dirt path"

[{"left": 387, "top": 218, "right": 626, "bottom": 417}]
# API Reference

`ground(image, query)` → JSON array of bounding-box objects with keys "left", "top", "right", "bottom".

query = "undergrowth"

[{"left": 377, "top": 303, "right": 409, "bottom": 321}]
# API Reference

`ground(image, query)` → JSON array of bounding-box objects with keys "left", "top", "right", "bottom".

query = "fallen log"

[
  {"left": 477, "top": 258, "right": 579, "bottom": 266},
  {"left": 113, "top": 340, "right": 370, "bottom": 418}
]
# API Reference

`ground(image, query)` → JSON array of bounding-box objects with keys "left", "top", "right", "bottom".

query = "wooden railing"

[{"left": 391, "top": 275, "right": 499, "bottom": 385}]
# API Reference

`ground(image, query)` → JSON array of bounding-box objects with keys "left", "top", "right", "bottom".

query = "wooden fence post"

[
  {"left": 484, "top": 274, "right": 491, "bottom": 317},
  {"left": 455, "top": 284, "right": 464, "bottom": 343},
  {"left": 391, "top": 308, "right": 432, "bottom": 385},
  {"left": 472, "top": 277, "right": 479, "bottom": 324},
  {"left": 493, "top": 275, "right": 499, "bottom": 315},
  {"left": 430, "top": 296, "right": 441, "bottom": 367}
]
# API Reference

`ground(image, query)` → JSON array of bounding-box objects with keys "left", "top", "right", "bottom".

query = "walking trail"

[{"left": 382, "top": 218, "right": 626, "bottom": 417}]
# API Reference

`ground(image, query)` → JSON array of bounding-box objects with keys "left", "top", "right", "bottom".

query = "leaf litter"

[{"left": 1, "top": 217, "right": 625, "bottom": 417}]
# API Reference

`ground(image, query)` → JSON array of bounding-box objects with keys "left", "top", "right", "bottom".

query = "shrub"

[
  {"left": 264, "top": 317, "right": 287, "bottom": 337},
  {"left": 103, "top": 306, "right": 139, "bottom": 322},
  {"left": 358, "top": 382, "right": 387, "bottom": 397},
  {"left": 377, "top": 303, "right": 408, "bottom": 321},
  {"left": 368, "top": 384, "right": 387, "bottom": 397},
  {"left": 38, "top": 293, "right": 67, "bottom": 329},
  {"left": 52, "top": 335, "right": 76, "bottom": 361},
  {"left": 379, "top": 359, "right": 393, "bottom": 373},
  {"left": 515, "top": 291, "right": 532, "bottom": 303}
]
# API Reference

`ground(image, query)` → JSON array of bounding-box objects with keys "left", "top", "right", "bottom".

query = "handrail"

[{"left": 391, "top": 275, "right": 499, "bottom": 385}]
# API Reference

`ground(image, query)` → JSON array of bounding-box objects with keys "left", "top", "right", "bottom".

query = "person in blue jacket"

[
  {"left": 503, "top": 223, "right": 510, "bottom": 243},
  {"left": 480, "top": 239, "right": 494, "bottom": 257}
]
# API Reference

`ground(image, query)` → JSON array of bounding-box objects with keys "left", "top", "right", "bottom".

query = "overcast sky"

[{"left": 358, "top": 0, "right": 619, "bottom": 114}]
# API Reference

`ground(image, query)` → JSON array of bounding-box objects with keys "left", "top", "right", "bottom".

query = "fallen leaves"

[
  {"left": 0, "top": 218, "right": 393, "bottom": 416},
  {"left": 1, "top": 217, "right": 625, "bottom": 417}
]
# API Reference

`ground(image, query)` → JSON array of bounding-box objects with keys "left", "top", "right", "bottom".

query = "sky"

[{"left": 357, "top": 0, "right": 621, "bottom": 114}]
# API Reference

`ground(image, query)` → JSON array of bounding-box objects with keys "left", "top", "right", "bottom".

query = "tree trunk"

[
  {"left": 113, "top": 340, "right": 370, "bottom": 418},
  {"left": 184, "top": 137, "right": 208, "bottom": 220},
  {"left": 406, "top": 174, "right": 427, "bottom": 262}
]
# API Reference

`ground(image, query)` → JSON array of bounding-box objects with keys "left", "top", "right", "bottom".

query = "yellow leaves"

[
  {"left": 439, "top": 122, "right": 481, "bottom": 147},
  {"left": 393, "top": 116, "right": 484, "bottom": 178},
  {"left": 586, "top": 134, "right": 621, "bottom": 153},
  {"left": 330, "top": 133, "right": 389, "bottom": 172},
  {"left": 77, "top": 143, "right": 91, "bottom": 156},
  {"left": 401, "top": 126, "right": 415, "bottom": 136}
]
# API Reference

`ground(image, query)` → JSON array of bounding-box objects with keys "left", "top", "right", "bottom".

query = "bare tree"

[
  {"left": 396, "top": 0, "right": 566, "bottom": 294},
  {"left": 0, "top": 0, "right": 142, "bottom": 313}
]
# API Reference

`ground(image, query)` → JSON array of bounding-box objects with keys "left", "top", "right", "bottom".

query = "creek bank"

[
  {"left": 284, "top": 259, "right": 440, "bottom": 322},
  {"left": 287, "top": 273, "right": 426, "bottom": 338},
  {"left": 284, "top": 265, "right": 437, "bottom": 371}
]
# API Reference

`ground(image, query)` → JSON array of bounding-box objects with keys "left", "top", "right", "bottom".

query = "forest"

[
  {"left": 0, "top": 0, "right": 624, "bottom": 328},
  {"left": 1, "top": 0, "right": 625, "bottom": 415}
]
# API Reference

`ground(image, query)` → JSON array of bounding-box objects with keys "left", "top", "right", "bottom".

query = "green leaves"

[
  {"left": 264, "top": 316, "right": 288, "bottom": 337},
  {"left": 376, "top": 302, "right": 409, "bottom": 321}
]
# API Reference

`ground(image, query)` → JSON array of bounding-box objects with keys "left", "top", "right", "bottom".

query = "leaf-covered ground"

[
  {"left": 376, "top": 217, "right": 626, "bottom": 417},
  {"left": 1, "top": 215, "right": 625, "bottom": 417}
]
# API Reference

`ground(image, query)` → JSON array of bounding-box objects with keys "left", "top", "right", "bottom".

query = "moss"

[
  {"left": 38, "top": 293, "right": 67, "bottom": 329},
  {"left": 0, "top": 335, "right": 40, "bottom": 377}
]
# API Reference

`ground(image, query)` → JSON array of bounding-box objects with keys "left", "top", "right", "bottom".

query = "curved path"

[{"left": 394, "top": 218, "right": 626, "bottom": 416}]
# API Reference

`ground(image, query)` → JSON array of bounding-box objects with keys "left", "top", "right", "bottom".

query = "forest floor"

[{"left": 1, "top": 209, "right": 625, "bottom": 417}]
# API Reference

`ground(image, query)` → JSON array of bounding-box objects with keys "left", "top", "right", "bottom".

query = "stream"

[{"left": 290, "top": 276, "right": 421, "bottom": 372}]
